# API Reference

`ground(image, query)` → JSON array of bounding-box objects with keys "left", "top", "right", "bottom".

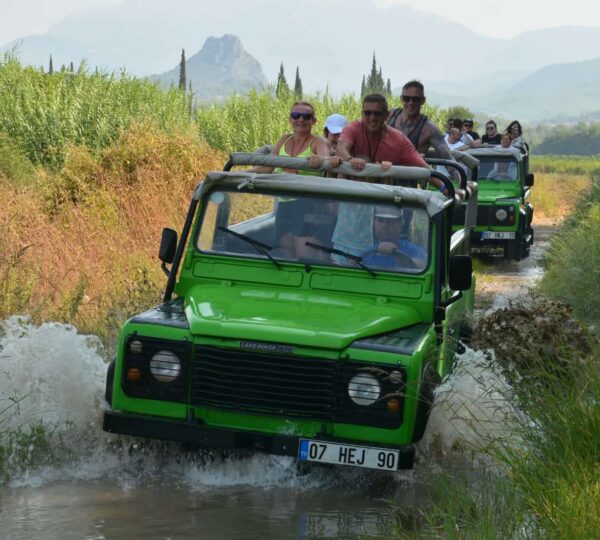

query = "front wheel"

[{"left": 105, "top": 358, "right": 116, "bottom": 406}]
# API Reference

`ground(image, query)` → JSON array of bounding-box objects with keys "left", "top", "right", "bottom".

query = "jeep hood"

[{"left": 185, "top": 284, "right": 423, "bottom": 350}]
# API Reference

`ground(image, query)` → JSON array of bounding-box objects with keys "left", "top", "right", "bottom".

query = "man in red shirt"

[{"left": 335, "top": 93, "right": 429, "bottom": 172}]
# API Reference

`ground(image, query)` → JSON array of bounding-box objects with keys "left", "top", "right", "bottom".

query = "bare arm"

[
  {"left": 248, "top": 134, "right": 288, "bottom": 173},
  {"left": 424, "top": 124, "right": 461, "bottom": 182}
]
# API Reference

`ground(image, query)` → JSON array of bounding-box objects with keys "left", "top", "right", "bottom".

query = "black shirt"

[
  {"left": 466, "top": 130, "right": 480, "bottom": 140},
  {"left": 482, "top": 133, "right": 502, "bottom": 144}
]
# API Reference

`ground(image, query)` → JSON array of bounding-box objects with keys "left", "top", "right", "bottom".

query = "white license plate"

[
  {"left": 481, "top": 231, "right": 515, "bottom": 240},
  {"left": 298, "top": 439, "right": 400, "bottom": 471}
]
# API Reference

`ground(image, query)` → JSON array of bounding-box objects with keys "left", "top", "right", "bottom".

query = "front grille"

[
  {"left": 191, "top": 346, "right": 339, "bottom": 419},
  {"left": 191, "top": 345, "right": 406, "bottom": 429}
]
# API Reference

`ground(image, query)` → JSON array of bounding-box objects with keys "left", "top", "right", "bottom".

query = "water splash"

[
  {"left": 417, "top": 347, "right": 522, "bottom": 466},
  {"left": 1, "top": 319, "right": 522, "bottom": 488}
]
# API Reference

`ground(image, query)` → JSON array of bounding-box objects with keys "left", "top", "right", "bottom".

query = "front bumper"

[{"left": 103, "top": 410, "right": 415, "bottom": 469}]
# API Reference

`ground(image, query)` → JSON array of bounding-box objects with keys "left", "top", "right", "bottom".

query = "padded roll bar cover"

[{"left": 229, "top": 152, "right": 432, "bottom": 182}]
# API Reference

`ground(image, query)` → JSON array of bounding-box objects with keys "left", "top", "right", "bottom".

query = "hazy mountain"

[
  {"left": 150, "top": 35, "right": 267, "bottom": 100},
  {"left": 3, "top": 0, "right": 600, "bottom": 120},
  {"left": 5, "top": 0, "right": 600, "bottom": 90},
  {"left": 425, "top": 57, "right": 600, "bottom": 122}
]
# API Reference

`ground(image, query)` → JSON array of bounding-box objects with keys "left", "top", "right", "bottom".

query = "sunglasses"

[
  {"left": 401, "top": 95, "right": 424, "bottom": 103},
  {"left": 362, "top": 110, "right": 386, "bottom": 117},
  {"left": 290, "top": 112, "right": 314, "bottom": 121},
  {"left": 486, "top": 126, "right": 496, "bottom": 131},
  {"left": 464, "top": 123, "right": 473, "bottom": 127}
]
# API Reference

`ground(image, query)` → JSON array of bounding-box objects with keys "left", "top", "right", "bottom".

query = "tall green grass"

[
  {"left": 531, "top": 155, "right": 600, "bottom": 177},
  {"left": 195, "top": 89, "right": 447, "bottom": 153},
  {"left": 0, "top": 53, "right": 191, "bottom": 169},
  {"left": 402, "top": 334, "right": 599, "bottom": 539},
  {"left": 538, "top": 177, "right": 600, "bottom": 328}
]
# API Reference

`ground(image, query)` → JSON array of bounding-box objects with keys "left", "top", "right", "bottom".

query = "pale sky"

[
  {"left": 1, "top": 0, "right": 600, "bottom": 44},
  {"left": 373, "top": 0, "right": 600, "bottom": 38}
]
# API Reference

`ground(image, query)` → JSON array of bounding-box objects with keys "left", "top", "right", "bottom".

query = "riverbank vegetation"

[{"left": 403, "top": 171, "right": 600, "bottom": 539}]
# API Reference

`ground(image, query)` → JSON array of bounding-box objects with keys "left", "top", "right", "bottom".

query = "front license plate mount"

[{"left": 298, "top": 439, "right": 400, "bottom": 471}]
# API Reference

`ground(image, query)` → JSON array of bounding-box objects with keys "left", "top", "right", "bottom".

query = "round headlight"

[
  {"left": 348, "top": 373, "right": 381, "bottom": 406},
  {"left": 150, "top": 350, "right": 181, "bottom": 382},
  {"left": 495, "top": 208, "right": 508, "bottom": 221}
]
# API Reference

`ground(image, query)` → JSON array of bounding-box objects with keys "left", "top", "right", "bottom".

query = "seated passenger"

[
  {"left": 505, "top": 120, "right": 526, "bottom": 149},
  {"left": 489, "top": 135, "right": 517, "bottom": 179},
  {"left": 251, "top": 101, "right": 341, "bottom": 257},
  {"left": 482, "top": 120, "right": 502, "bottom": 145},
  {"left": 251, "top": 101, "right": 339, "bottom": 174},
  {"left": 362, "top": 206, "right": 426, "bottom": 269},
  {"left": 445, "top": 128, "right": 469, "bottom": 151},
  {"left": 323, "top": 113, "right": 348, "bottom": 153}
]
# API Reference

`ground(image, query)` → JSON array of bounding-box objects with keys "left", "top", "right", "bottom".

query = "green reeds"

[{"left": 0, "top": 54, "right": 191, "bottom": 169}]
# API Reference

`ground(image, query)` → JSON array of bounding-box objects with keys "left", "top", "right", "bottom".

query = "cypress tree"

[
  {"left": 48, "top": 54, "right": 53, "bottom": 74},
  {"left": 360, "top": 75, "right": 366, "bottom": 97},
  {"left": 362, "top": 53, "right": 388, "bottom": 95},
  {"left": 69, "top": 61, "right": 74, "bottom": 72},
  {"left": 178, "top": 49, "right": 187, "bottom": 92},
  {"left": 386, "top": 78, "right": 392, "bottom": 96},
  {"left": 294, "top": 66, "right": 303, "bottom": 99},
  {"left": 276, "top": 62, "right": 289, "bottom": 99}
]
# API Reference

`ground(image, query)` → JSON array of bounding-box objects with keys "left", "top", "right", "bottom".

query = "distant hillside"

[
  {"left": 4, "top": 0, "right": 600, "bottom": 97},
  {"left": 150, "top": 35, "right": 267, "bottom": 100},
  {"left": 425, "top": 57, "right": 600, "bottom": 122}
]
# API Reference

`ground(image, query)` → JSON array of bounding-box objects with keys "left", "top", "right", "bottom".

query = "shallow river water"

[{"left": 0, "top": 227, "right": 553, "bottom": 539}]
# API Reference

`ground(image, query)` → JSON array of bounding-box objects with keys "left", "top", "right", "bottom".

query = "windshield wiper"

[
  {"left": 217, "top": 226, "right": 281, "bottom": 268},
  {"left": 305, "top": 241, "right": 376, "bottom": 276}
]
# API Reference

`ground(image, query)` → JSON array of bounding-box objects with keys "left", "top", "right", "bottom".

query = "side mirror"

[
  {"left": 159, "top": 228, "right": 177, "bottom": 264},
  {"left": 525, "top": 173, "right": 535, "bottom": 187},
  {"left": 449, "top": 255, "right": 472, "bottom": 291}
]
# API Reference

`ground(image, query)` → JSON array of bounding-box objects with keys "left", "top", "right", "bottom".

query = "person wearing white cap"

[{"left": 323, "top": 113, "right": 348, "bottom": 152}]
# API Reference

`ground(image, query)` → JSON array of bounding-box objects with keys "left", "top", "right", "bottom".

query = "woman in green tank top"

[
  {"left": 250, "top": 102, "right": 342, "bottom": 258},
  {"left": 253, "top": 101, "right": 340, "bottom": 176}
]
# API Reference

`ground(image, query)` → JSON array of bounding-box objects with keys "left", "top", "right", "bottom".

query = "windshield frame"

[{"left": 193, "top": 187, "right": 432, "bottom": 275}]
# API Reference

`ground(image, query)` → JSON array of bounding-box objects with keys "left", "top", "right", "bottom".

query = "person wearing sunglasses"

[
  {"left": 505, "top": 120, "right": 527, "bottom": 150},
  {"left": 386, "top": 80, "right": 460, "bottom": 179},
  {"left": 462, "top": 119, "right": 480, "bottom": 141},
  {"left": 252, "top": 101, "right": 339, "bottom": 175},
  {"left": 335, "top": 93, "right": 429, "bottom": 173},
  {"left": 482, "top": 120, "right": 502, "bottom": 146},
  {"left": 331, "top": 93, "right": 446, "bottom": 262}
]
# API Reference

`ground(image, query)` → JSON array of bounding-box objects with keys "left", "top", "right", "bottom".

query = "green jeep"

[
  {"left": 102, "top": 154, "right": 475, "bottom": 471},
  {"left": 459, "top": 147, "right": 534, "bottom": 260}
]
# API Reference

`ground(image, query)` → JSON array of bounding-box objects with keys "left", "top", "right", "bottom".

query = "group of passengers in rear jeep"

[{"left": 247, "top": 79, "right": 524, "bottom": 269}]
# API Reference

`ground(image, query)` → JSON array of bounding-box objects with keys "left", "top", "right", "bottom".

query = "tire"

[
  {"left": 505, "top": 241, "right": 521, "bottom": 261},
  {"left": 105, "top": 358, "right": 116, "bottom": 406},
  {"left": 412, "top": 365, "right": 442, "bottom": 443}
]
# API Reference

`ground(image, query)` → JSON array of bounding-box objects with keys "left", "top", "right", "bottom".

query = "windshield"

[
  {"left": 478, "top": 157, "right": 519, "bottom": 181},
  {"left": 196, "top": 190, "right": 430, "bottom": 273}
]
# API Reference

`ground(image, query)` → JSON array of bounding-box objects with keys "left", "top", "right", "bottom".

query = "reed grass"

[
  {"left": 0, "top": 54, "right": 192, "bottom": 169},
  {"left": 195, "top": 89, "right": 447, "bottom": 153},
  {"left": 0, "top": 122, "right": 226, "bottom": 347},
  {"left": 538, "top": 177, "right": 600, "bottom": 328}
]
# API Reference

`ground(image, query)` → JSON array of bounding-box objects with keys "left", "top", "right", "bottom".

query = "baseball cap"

[
  {"left": 374, "top": 205, "right": 403, "bottom": 219},
  {"left": 325, "top": 113, "right": 348, "bottom": 134}
]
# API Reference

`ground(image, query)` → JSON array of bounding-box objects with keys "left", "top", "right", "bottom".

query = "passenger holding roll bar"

[{"left": 334, "top": 93, "right": 446, "bottom": 193}]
